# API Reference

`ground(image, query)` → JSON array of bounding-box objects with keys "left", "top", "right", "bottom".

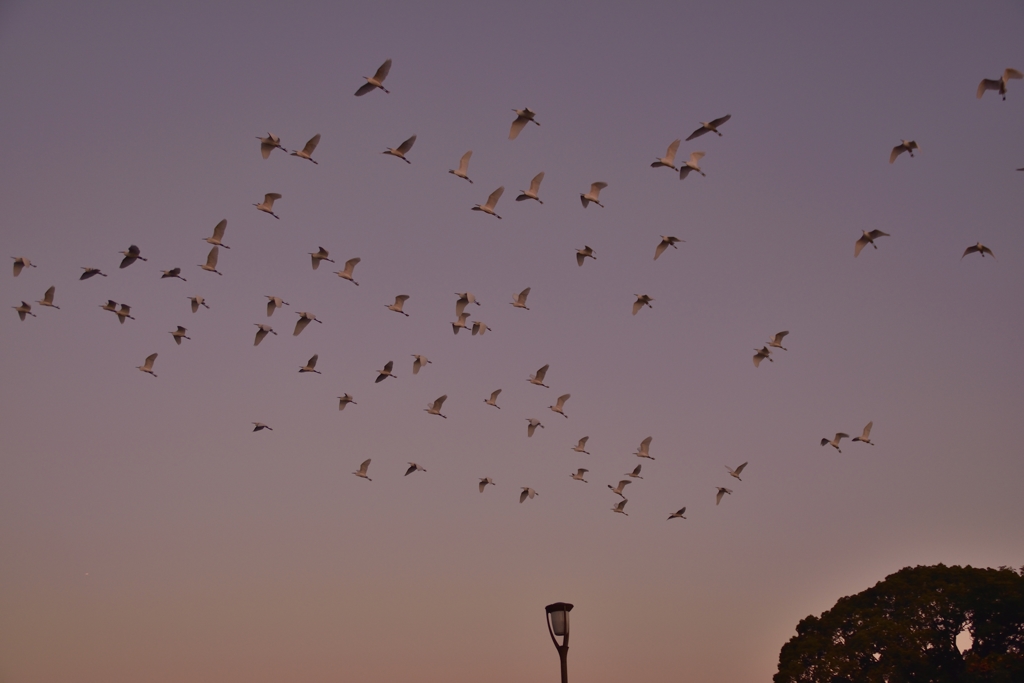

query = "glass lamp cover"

[{"left": 550, "top": 610, "right": 568, "bottom": 636}]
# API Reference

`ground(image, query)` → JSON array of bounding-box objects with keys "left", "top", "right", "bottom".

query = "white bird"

[
  {"left": 484, "top": 389, "right": 502, "bottom": 409},
  {"left": 726, "top": 462, "right": 748, "bottom": 481},
  {"left": 118, "top": 244, "right": 147, "bottom": 269},
  {"left": 570, "top": 468, "right": 589, "bottom": 483},
  {"left": 768, "top": 331, "right": 789, "bottom": 351},
  {"left": 455, "top": 292, "right": 480, "bottom": 317},
  {"left": 678, "top": 152, "right": 706, "bottom": 180},
  {"left": 299, "top": 354, "right": 321, "bottom": 374},
  {"left": 821, "top": 433, "right": 849, "bottom": 453},
  {"left": 293, "top": 311, "right": 321, "bottom": 336},
  {"left": 290, "top": 134, "right": 320, "bottom": 164},
  {"left": 137, "top": 352, "right": 158, "bottom": 377},
  {"left": 452, "top": 312, "right": 471, "bottom": 334},
  {"left": 612, "top": 499, "right": 629, "bottom": 516},
  {"left": 654, "top": 236, "right": 684, "bottom": 260},
  {"left": 632, "top": 294, "right": 653, "bottom": 316},
  {"left": 170, "top": 326, "right": 190, "bottom": 345},
  {"left": 405, "top": 462, "right": 426, "bottom": 476},
  {"left": 386, "top": 294, "right": 410, "bottom": 316},
  {"left": 715, "top": 487, "right": 732, "bottom": 505},
  {"left": 571, "top": 437, "right": 590, "bottom": 454},
  {"left": 412, "top": 355, "right": 431, "bottom": 374},
  {"left": 375, "top": 360, "right": 396, "bottom": 383},
  {"left": 472, "top": 186, "right": 504, "bottom": 219},
  {"left": 516, "top": 172, "right": 545, "bottom": 203},
  {"left": 479, "top": 477, "right": 495, "bottom": 492},
  {"left": 256, "top": 133, "right": 287, "bottom": 158},
  {"left": 161, "top": 268, "right": 186, "bottom": 281},
  {"left": 519, "top": 487, "right": 538, "bottom": 503},
  {"left": 383, "top": 135, "right": 416, "bottom": 163},
  {"left": 338, "top": 394, "right": 357, "bottom": 410},
  {"left": 100, "top": 299, "right": 118, "bottom": 313},
  {"left": 254, "top": 193, "right": 282, "bottom": 219},
  {"left": 625, "top": 464, "right": 643, "bottom": 479},
  {"left": 576, "top": 246, "right": 596, "bottom": 266},
  {"left": 334, "top": 257, "right": 361, "bottom": 285},
  {"left": 667, "top": 507, "right": 687, "bottom": 520},
  {"left": 608, "top": 480, "right": 631, "bottom": 498},
  {"left": 548, "top": 394, "right": 570, "bottom": 418},
  {"left": 686, "top": 115, "right": 732, "bottom": 141},
  {"left": 36, "top": 286, "right": 59, "bottom": 310},
  {"left": 80, "top": 267, "right": 107, "bottom": 280},
  {"left": 753, "top": 346, "right": 773, "bottom": 367},
  {"left": 449, "top": 150, "right": 473, "bottom": 183},
  {"left": 651, "top": 139, "right": 681, "bottom": 170},
  {"left": 253, "top": 324, "right": 276, "bottom": 346},
  {"left": 308, "top": 247, "right": 335, "bottom": 270},
  {"left": 890, "top": 140, "right": 920, "bottom": 164},
  {"left": 471, "top": 320, "right": 491, "bottom": 336},
  {"left": 199, "top": 246, "right": 222, "bottom": 275},
  {"left": 425, "top": 395, "right": 447, "bottom": 419},
  {"left": 580, "top": 182, "right": 608, "bottom": 208},
  {"left": 189, "top": 296, "right": 208, "bottom": 313},
  {"left": 977, "top": 68, "right": 1023, "bottom": 100},
  {"left": 511, "top": 287, "right": 531, "bottom": 310},
  {"left": 962, "top": 243, "right": 996, "bottom": 260},
  {"left": 634, "top": 436, "right": 654, "bottom": 460},
  {"left": 528, "top": 364, "right": 550, "bottom": 388},
  {"left": 266, "top": 296, "right": 290, "bottom": 317},
  {"left": 355, "top": 58, "right": 392, "bottom": 96},
  {"left": 852, "top": 422, "right": 874, "bottom": 445},
  {"left": 855, "top": 230, "right": 890, "bottom": 257},
  {"left": 526, "top": 418, "right": 544, "bottom": 437},
  {"left": 353, "top": 459, "right": 372, "bottom": 481},
  {"left": 115, "top": 304, "right": 135, "bottom": 324},
  {"left": 12, "top": 257, "right": 36, "bottom": 276},
  {"left": 13, "top": 301, "right": 35, "bottom": 320},
  {"left": 252, "top": 422, "right": 273, "bottom": 431},
  {"left": 201, "top": 219, "right": 230, "bottom": 249},
  {"left": 509, "top": 108, "right": 540, "bottom": 140}
]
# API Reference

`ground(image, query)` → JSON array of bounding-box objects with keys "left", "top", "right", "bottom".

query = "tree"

[{"left": 774, "top": 564, "right": 1024, "bottom": 683}]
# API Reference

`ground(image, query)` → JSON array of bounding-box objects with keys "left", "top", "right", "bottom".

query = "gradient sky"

[{"left": 1, "top": 2, "right": 1023, "bottom": 682}]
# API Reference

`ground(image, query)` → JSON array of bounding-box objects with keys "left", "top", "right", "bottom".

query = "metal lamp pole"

[{"left": 545, "top": 602, "right": 574, "bottom": 683}]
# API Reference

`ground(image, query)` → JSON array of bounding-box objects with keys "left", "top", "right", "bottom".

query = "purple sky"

[{"left": 2, "top": 2, "right": 1022, "bottom": 681}]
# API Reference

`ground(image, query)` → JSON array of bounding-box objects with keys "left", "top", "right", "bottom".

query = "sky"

[{"left": 1, "top": 2, "right": 1022, "bottom": 681}]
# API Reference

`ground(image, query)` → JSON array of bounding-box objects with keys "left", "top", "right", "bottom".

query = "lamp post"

[{"left": 545, "top": 602, "right": 574, "bottom": 683}]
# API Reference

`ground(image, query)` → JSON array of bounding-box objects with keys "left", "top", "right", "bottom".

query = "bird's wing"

[
  {"left": 664, "top": 138, "right": 681, "bottom": 163},
  {"left": 962, "top": 245, "right": 980, "bottom": 258},
  {"left": 854, "top": 235, "right": 869, "bottom": 257},
  {"left": 266, "top": 192, "right": 282, "bottom": 202},
  {"left": 509, "top": 115, "right": 528, "bottom": 140},
  {"left": 632, "top": 465, "right": 642, "bottom": 476},
  {"left": 654, "top": 240, "right": 669, "bottom": 260},
  {"left": 981, "top": 245, "right": 996, "bottom": 258},
  {"left": 735, "top": 462, "right": 747, "bottom": 474},
  {"left": 590, "top": 182, "right": 608, "bottom": 195},
  {"left": 479, "top": 481, "right": 487, "bottom": 493},
  {"left": 775, "top": 331, "right": 789, "bottom": 341},
  {"left": 458, "top": 150, "right": 472, "bottom": 172},
  {"left": 615, "top": 500, "right": 627, "bottom": 511},
  {"left": 753, "top": 352, "right": 764, "bottom": 367},
  {"left": 145, "top": 353, "right": 158, "bottom": 366},
  {"left": 434, "top": 395, "right": 447, "bottom": 409},
  {"left": 255, "top": 328, "right": 267, "bottom": 345},
  {"left": 529, "top": 172, "right": 544, "bottom": 193},
  {"left": 384, "top": 360, "right": 394, "bottom": 372},
  {"left": 579, "top": 436, "right": 588, "bottom": 446},
  {"left": 486, "top": 186, "right": 504, "bottom": 208},
  {"left": 1005, "top": 68, "right": 1023, "bottom": 81},
  {"left": 556, "top": 394, "right": 570, "bottom": 408},
  {"left": 890, "top": 145, "right": 904, "bottom": 164},
  {"left": 360, "top": 458, "right": 371, "bottom": 472},
  {"left": 632, "top": 299, "right": 644, "bottom": 315},
  {"left": 354, "top": 82, "right": 375, "bottom": 97},
  {"left": 868, "top": 230, "right": 890, "bottom": 239},
  {"left": 685, "top": 126, "right": 708, "bottom": 141},
  {"left": 302, "top": 134, "right": 321, "bottom": 155},
  {"left": 212, "top": 219, "right": 227, "bottom": 240},
  {"left": 518, "top": 287, "right": 530, "bottom": 302},
  {"left": 205, "top": 247, "right": 219, "bottom": 268},
  {"left": 490, "top": 389, "right": 502, "bottom": 401},
  {"left": 260, "top": 141, "right": 273, "bottom": 158},
  {"left": 294, "top": 318, "right": 311, "bottom": 335},
  {"left": 837, "top": 433, "right": 850, "bottom": 440},
  {"left": 44, "top": 286, "right": 55, "bottom": 302},
  {"left": 395, "top": 295, "right": 410, "bottom": 304},
  {"left": 716, "top": 490, "right": 725, "bottom": 505},
  {"left": 345, "top": 257, "right": 361, "bottom": 272},
  {"left": 535, "top": 364, "right": 548, "bottom": 380},
  {"left": 374, "top": 58, "right": 392, "bottom": 82},
  {"left": 519, "top": 489, "right": 528, "bottom": 503},
  {"left": 618, "top": 480, "right": 631, "bottom": 490},
  {"left": 861, "top": 422, "right": 873, "bottom": 438},
  {"left": 397, "top": 135, "right": 416, "bottom": 154},
  {"left": 709, "top": 114, "right": 731, "bottom": 128},
  {"left": 689, "top": 151, "right": 705, "bottom": 163},
  {"left": 678, "top": 167, "right": 692, "bottom": 180},
  {"left": 977, "top": 79, "right": 999, "bottom": 98},
  {"left": 405, "top": 464, "right": 416, "bottom": 476},
  {"left": 576, "top": 252, "right": 585, "bottom": 267},
  {"left": 640, "top": 436, "right": 653, "bottom": 450}
]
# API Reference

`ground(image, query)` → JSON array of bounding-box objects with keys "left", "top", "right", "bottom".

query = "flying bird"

[
  {"left": 854, "top": 230, "right": 890, "bottom": 257},
  {"left": 412, "top": 355, "right": 431, "bottom": 374},
  {"left": 634, "top": 436, "right": 654, "bottom": 460},
  {"left": 580, "top": 182, "right": 608, "bottom": 208},
  {"left": 266, "top": 296, "right": 289, "bottom": 316},
  {"left": 479, "top": 477, "right": 495, "bottom": 492},
  {"left": 338, "top": 394, "right": 357, "bottom": 410},
  {"left": 309, "top": 247, "right": 335, "bottom": 270},
  {"left": 471, "top": 321, "right": 491, "bottom": 336},
  {"left": 548, "top": 394, "right": 570, "bottom": 418},
  {"left": 290, "top": 134, "right": 320, "bottom": 164},
  {"left": 170, "top": 326, "right": 190, "bottom": 345},
  {"left": 189, "top": 296, "right": 208, "bottom": 313},
  {"left": 253, "top": 324, "right": 276, "bottom": 346},
  {"left": 651, "top": 139, "right": 681, "bottom": 170},
  {"left": 509, "top": 108, "right": 539, "bottom": 140},
  {"left": 80, "top": 267, "right": 107, "bottom": 280},
  {"left": 516, "top": 172, "right": 545, "bottom": 203},
  {"left": 821, "top": 433, "right": 849, "bottom": 453},
  {"left": 254, "top": 193, "right": 282, "bottom": 219},
  {"left": 678, "top": 152, "right": 706, "bottom": 180},
  {"left": 137, "top": 353, "right": 158, "bottom": 377},
  {"left": 852, "top": 422, "right": 874, "bottom": 445},
  {"left": 726, "top": 462, "right": 748, "bottom": 481},
  {"left": 100, "top": 299, "right": 118, "bottom": 313},
  {"left": 519, "top": 487, "right": 538, "bottom": 503},
  {"left": 667, "top": 507, "right": 687, "bottom": 520},
  {"left": 353, "top": 459, "right": 372, "bottom": 481},
  {"left": 161, "top": 268, "right": 186, "bottom": 281},
  {"left": 570, "top": 469, "right": 589, "bottom": 483},
  {"left": 654, "top": 236, "right": 684, "bottom": 260},
  {"left": 257, "top": 133, "right": 287, "bottom": 158},
  {"left": 455, "top": 292, "right": 480, "bottom": 317},
  {"left": 715, "top": 487, "right": 732, "bottom": 505},
  {"left": 425, "top": 395, "right": 447, "bottom": 418},
  {"left": 472, "top": 186, "right": 504, "bottom": 219},
  {"left": 199, "top": 246, "right": 222, "bottom": 275},
  {"left": 12, "top": 257, "right": 36, "bottom": 276},
  {"left": 115, "top": 304, "right": 135, "bottom": 324},
  {"left": 36, "top": 286, "right": 59, "bottom": 310},
  {"left": 576, "top": 246, "right": 596, "bottom": 266},
  {"left": 13, "top": 301, "right": 35, "bottom": 320},
  {"left": 526, "top": 418, "right": 544, "bottom": 437},
  {"left": 452, "top": 312, "right": 471, "bottom": 334},
  {"left": 571, "top": 437, "right": 590, "bottom": 454},
  {"left": 405, "top": 462, "right": 426, "bottom": 476},
  {"left": 962, "top": 243, "right": 996, "bottom": 260},
  {"left": 528, "top": 364, "right": 550, "bottom": 388},
  {"left": 375, "top": 360, "right": 396, "bottom": 383},
  {"left": 632, "top": 294, "right": 653, "bottom": 316},
  {"left": 511, "top": 287, "right": 531, "bottom": 310},
  {"left": 355, "top": 58, "right": 392, "bottom": 96},
  {"left": 298, "top": 354, "right": 321, "bottom": 374},
  {"left": 611, "top": 499, "right": 629, "bottom": 516},
  {"left": 449, "top": 150, "right": 473, "bottom": 183},
  {"left": 293, "top": 311, "right": 321, "bottom": 336},
  {"left": 334, "top": 257, "right": 361, "bottom": 285},
  {"left": 686, "top": 115, "right": 731, "bottom": 141},
  {"left": 386, "top": 295, "right": 410, "bottom": 316},
  {"left": 890, "top": 140, "right": 920, "bottom": 164},
  {"left": 608, "top": 480, "right": 631, "bottom": 498},
  {"left": 484, "top": 389, "right": 502, "bottom": 409},
  {"left": 753, "top": 346, "right": 773, "bottom": 367},
  {"left": 768, "top": 331, "right": 789, "bottom": 351},
  {"left": 252, "top": 422, "right": 272, "bottom": 431},
  {"left": 118, "top": 245, "right": 147, "bottom": 268},
  {"left": 977, "top": 68, "right": 1023, "bottom": 100},
  {"left": 383, "top": 135, "right": 416, "bottom": 163}
]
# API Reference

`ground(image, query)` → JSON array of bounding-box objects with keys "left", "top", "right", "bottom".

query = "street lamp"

[{"left": 545, "top": 602, "right": 574, "bottom": 683}]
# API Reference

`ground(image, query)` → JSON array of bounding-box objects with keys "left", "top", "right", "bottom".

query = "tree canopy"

[{"left": 774, "top": 564, "right": 1024, "bottom": 683}]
